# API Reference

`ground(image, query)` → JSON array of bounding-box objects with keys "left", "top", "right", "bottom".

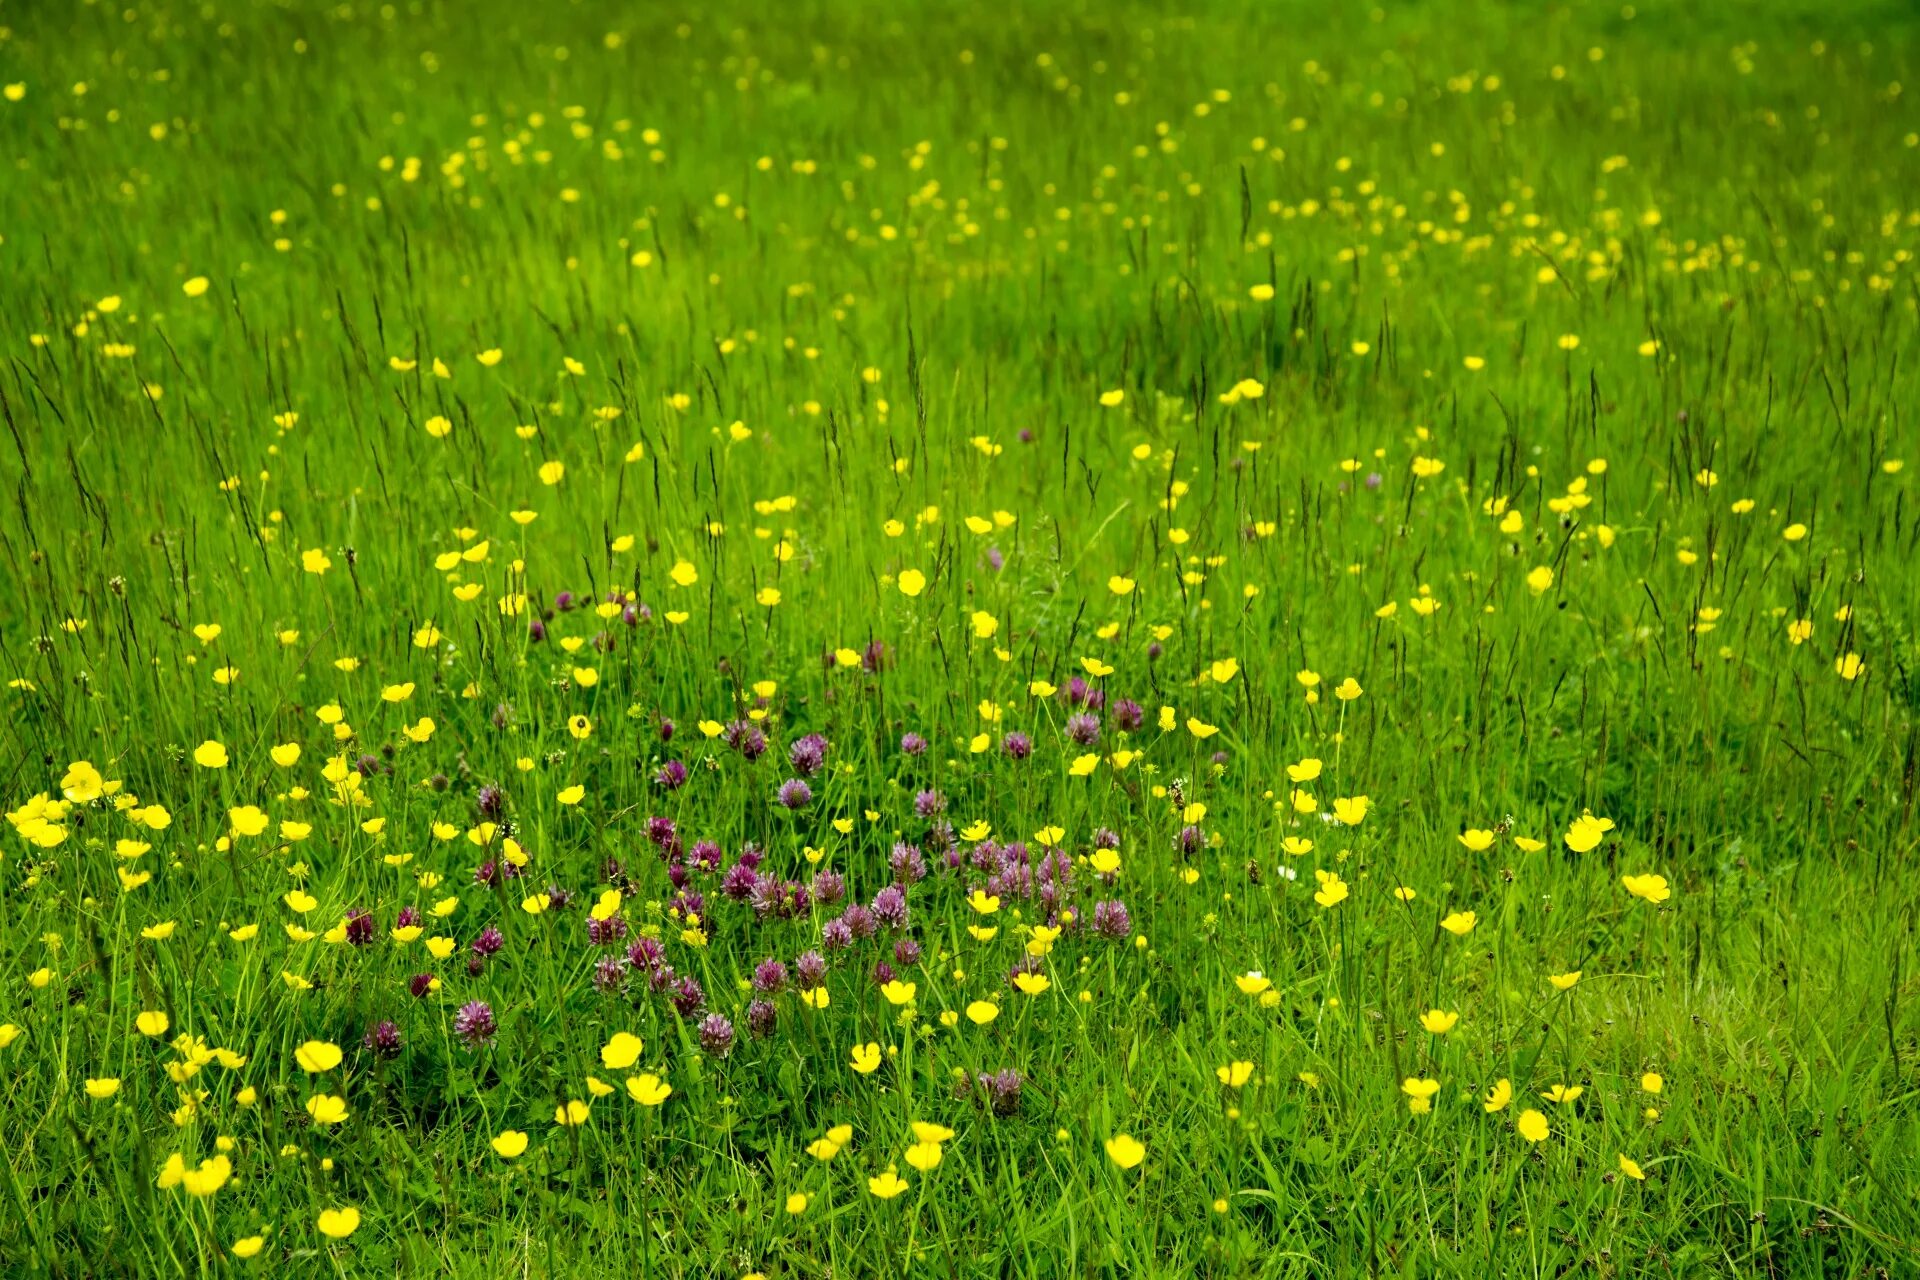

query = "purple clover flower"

[
  {"left": 697, "top": 1013, "right": 736, "bottom": 1058},
  {"left": 363, "top": 1020, "right": 402, "bottom": 1058},
  {"left": 453, "top": 1001, "right": 497, "bottom": 1046},
  {"left": 788, "top": 733, "right": 829, "bottom": 777}
]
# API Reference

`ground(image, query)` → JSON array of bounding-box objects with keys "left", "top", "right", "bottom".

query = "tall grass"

[{"left": 1, "top": 0, "right": 1917, "bottom": 1274}]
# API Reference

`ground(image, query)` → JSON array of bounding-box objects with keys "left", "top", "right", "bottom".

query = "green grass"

[{"left": 2, "top": 0, "right": 1919, "bottom": 1274}]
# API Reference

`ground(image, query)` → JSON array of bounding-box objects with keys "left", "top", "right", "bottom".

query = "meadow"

[{"left": 2, "top": 0, "right": 1919, "bottom": 1274}]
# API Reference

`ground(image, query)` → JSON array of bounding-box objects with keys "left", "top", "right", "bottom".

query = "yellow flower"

[
  {"left": 1517, "top": 1109, "right": 1550, "bottom": 1143},
  {"left": 193, "top": 740, "right": 229, "bottom": 769},
  {"left": 897, "top": 568, "right": 926, "bottom": 597},
  {"left": 1234, "top": 972, "right": 1271, "bottom": 996},
  {"left": 1104, "top": 1133, "right": 1145, "bottom": 1170},
  {"left": 553, "top": 1099, "right": 591, "bottom": 1126},
  {"left": 1013, "top": 972, "right": 1051, "bottom": 996},
  {"left": 1618, "top": 1153, "right": 1647, "bottom": 1181},
  {"left": 228, "top": 806, "right": 269, "bottom": 837},
  {"left": 491, "top": 1130, "right": 529, "bottom": 1159},
  {"left": 316, "top": 1206, "right": 361, "bottom": 1239},
  {"left": 868, "top": 1168, "right": 910, "bottom": 1199},
  {"left": 880, "top": 979, "right": 917, "bottom": 1005},
  {"left": 1313, "top": 875, "right": 1349, "bottom": 909},
  {"left": 626, "top": 1073, "right": 672, "bottom": 1106},
  {"left": 1621, "top": 873, "right": 1671, "bottom": 904},
  {"left": 807, "top": 1124, "right": 853, "bottom": 1161},
  {"left": 850, "top": 1042, "right": 883, "bottom": 1074},
  {"left": 305, "top": 1094, "right": 349, "bottom": 1126},
  {"left": 1483, "top": 1079, "right": 1512, "bottom": 1112},
  {"left": 910, "top": 1121, "right": 955, "bottom": 1144},
  {"left": 135, "top": 1010, "right": 170, "bottom": 1037},
  {"left": 1215, "top": 1061, "right": 1254, "bottom": 1088},
  {"left": 965, "top": 1000, "right": 1000, "bottom": 1026},
  {"left": 1439, "top": 911, "right": 1477, "bottom": 937},
  {"left": 600, "top": 1032, "right": 644, "bottom": 1070},
  {"left": 1331, "top": 795, "right": 1369, "bottom": 826},
  {"left": 295, "top": 1040, "right": 343, "bottom": 1073},
  {"left": 85, "top": 1077, "right": 121, "bottom": 1099},
  {"left": 905, "top": 1141, "right": 943, "bottom": 1172},
  {"left": 231, "top": 1236, "right": 265, "bottom": 1258},
  {"left": 180, "top": 1155, "right": 232, "bottom": 1197},
  {"left": 1418, "top": 1009, "right": 1459, "bottom": 1035},
  {"left": 1547, "top": 971, "right": 1582, "bottom": 991},
  {"left": 1564, "top": 810, "right": 1614, "bottom": 853}
]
